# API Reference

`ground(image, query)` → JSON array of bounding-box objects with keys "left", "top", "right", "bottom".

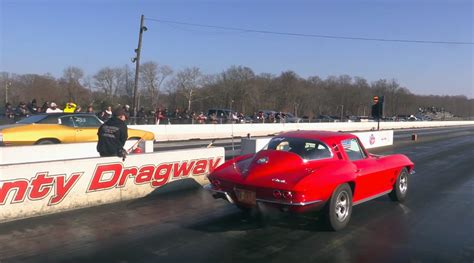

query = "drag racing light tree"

[{"left": 371, "top": 96, "right": 384, "bottom": 120}]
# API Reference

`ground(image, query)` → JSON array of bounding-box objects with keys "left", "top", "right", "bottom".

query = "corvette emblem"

[
  {"left": 272, "top": 178, "right": 286, "bottom": 184},
  {"left": 256, "top": 157, "right": 268, "bottom": 164}
]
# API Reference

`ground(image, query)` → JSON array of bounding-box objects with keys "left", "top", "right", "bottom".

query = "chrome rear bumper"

[{"left": 204, "top": 184, "right": 321, "bottom": 207}]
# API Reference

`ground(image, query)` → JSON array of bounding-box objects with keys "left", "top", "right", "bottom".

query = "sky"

[{"left": 1, "top": 0, "right": 473, "bottom": 97}]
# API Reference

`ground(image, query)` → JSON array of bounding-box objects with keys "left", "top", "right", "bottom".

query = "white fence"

[
  {"left": 130, "top": 121, "right": 474, "bottom": 142},
  {"left": 0, "top": 147, "right": 225, "bottom": 223}
]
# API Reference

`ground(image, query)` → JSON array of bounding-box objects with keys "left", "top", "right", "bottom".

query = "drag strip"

[{"left": 0, "top": 126, "right": 473, "bottom": 262}]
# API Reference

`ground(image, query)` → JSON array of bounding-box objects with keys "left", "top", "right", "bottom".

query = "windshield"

[
  {"left": 16, "top": 115, "right": 48, "bottom": 124},
  {"left": 263, "top": 137, "right": 332, "bottom": 160}
]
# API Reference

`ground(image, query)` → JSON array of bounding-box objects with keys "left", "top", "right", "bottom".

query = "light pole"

[
  {"left": 5, "top": 81, "right": 11, "bottom": 105},
  {"left": 340, "top": 104, "right": 344, "bottom": 122},
  {"left": 132, "top": 14, "right": 147, "bottom": 117}
]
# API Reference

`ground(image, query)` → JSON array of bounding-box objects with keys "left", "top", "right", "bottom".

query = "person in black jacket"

[{"left": 97, "top": 108, "right": 128, "bottom": 158}]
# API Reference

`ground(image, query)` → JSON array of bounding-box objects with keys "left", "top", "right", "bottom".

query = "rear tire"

[
  {"left": 36, "top": 139, "right": 59, "bottom": 145},
  {"left": 389, "top": 168, "right": 409, "bottom": 202},
  {"left": 325, "top": 184, "right": 353, "bottom": 231}
]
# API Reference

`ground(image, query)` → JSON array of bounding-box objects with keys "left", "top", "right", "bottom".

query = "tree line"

[{"left": 1, "top": 63, "right": 472, "bottom": 118}]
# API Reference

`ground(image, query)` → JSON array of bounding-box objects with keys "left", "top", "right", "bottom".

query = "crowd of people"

[
  {"left": 3, "top": 99, "right": 96, "bottom": 120},
  {"left": 3, "top": 99, "right": 300, "bottom": 125}
]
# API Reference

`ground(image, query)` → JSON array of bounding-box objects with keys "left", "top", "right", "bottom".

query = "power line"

[{"left": 145, "top": 17, "right": 474, "bottom": 45}]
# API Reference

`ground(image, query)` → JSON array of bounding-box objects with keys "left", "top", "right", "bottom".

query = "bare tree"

[
  {"left": 170, "top": 67, "right": 202, "bottom": 112},
  {"left": 94, "top": 67, "right": 122, "bottom": 103},
  {"left": 140, "top": 61, "right": 173, "bottom": 109},
  {"left": 62, "top": 66, "right": 84, "bottom": 101}
]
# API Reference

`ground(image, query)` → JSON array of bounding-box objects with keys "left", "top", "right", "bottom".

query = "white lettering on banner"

[{"left": 0, "top": 157, "right": 222, "bottom": 207}]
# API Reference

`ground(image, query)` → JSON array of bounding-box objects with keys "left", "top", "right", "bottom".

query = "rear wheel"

[
  {"left": 36, "top": 139, "right": 59, "bottom": 145},
  {"left": 325, "top": 184, "right": 353, "bottom": 231},
  {"left": 389, "top": 168, "right": 409, "bottom": 202}
]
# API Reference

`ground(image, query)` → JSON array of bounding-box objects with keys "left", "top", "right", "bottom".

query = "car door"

[
  {"left": 341, "top": 138, "right": 388, "bottom": 202},
  {"left": 56, "top": 116, "right": 79, "bottom": 143},
  {"left": 70, "top": 115, "right": 103, "bottom": 142}
]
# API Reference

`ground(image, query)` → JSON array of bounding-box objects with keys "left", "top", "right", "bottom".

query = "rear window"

[
  {"left": 264, "top": 137, "right": 332, "bottom": 160},
  {"left": 16, "top": 115, "right": 48, "bottom": 124}
]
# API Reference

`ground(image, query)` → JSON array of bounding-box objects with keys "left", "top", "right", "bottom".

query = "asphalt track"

[{"left": 0, "top": 126, "right": 473, "bottom": 263}]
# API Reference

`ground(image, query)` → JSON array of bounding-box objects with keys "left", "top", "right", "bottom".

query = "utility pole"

[
  {"left": 340, "top": 104, "right": 344, "bottom": 122},
  {"left": 5, "top": 81, "right": 10, "bottom": 105},
  {"left": 132, "top": 14, "right": 147, "bottom": 117}
]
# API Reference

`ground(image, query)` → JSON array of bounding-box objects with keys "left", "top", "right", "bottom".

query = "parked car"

[
  {"left": 206, "top": 130, "right": 414, "bottom": 231},
  {"left": 315, "top": 115, "right": 337, "bottom": 122},
  {"left": 282, "top": 112, "right": 302, "bottom": 123},
  {"left": 0, "top": 113, "right": 155, "bottom": 146}
]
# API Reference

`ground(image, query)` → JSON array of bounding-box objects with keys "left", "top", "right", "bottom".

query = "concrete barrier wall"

[
  {"left": 0, "top": 147, "right": 225, "bottom": 223},
  {"left": 240, "top": 130, "right": 394, "bottom": 155},
  {"left": 0, "top": 140, "right": 154, "bottom": 165},
  {"left": 130, "top": 121, "right": 474, "bottom": 142}
]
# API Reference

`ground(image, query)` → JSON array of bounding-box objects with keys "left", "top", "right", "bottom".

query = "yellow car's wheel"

[{"left": 36, "top": 139, "right": 60, "bottom": 145}]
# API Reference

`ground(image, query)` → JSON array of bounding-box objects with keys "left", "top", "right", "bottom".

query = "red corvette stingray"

[{"left": 206, "top": 130, "right": 414, "bottom": 231}]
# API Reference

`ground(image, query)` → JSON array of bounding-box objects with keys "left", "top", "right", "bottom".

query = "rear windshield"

[
  {"left": 16, "top": 115, "right": 48, "bottom": 124},
  {"left": 264, "top": 137, "right": 332, "bottom": 160}
]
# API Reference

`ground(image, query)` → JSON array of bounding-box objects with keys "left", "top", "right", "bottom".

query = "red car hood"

[{"left": 214, "top": 150, "right": 316, "bottom": 189}]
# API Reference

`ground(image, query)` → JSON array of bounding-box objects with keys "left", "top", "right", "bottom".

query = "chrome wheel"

[
  {"left": 335, "top": 191, "right": 350, "bottom": 222},
  {"left": 389, "top": 168, "right": 409, "bottom": 202},
  {"left": 399, "top": 173, "right": 408, "bottom": 194}
]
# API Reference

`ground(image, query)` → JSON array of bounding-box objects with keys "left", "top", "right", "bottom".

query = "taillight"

[
  {"left": 282, "top": 191, "right": 293, "bottom": 200},
  {"left": 273, "top": 190, "right": 282, "bottom": 199}
]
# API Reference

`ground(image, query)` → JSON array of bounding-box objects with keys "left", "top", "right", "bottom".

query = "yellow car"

[{"left": 0, "top": 113, "right": 155, "bottom": 146}]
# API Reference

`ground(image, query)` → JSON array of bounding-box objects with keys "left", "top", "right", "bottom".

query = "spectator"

[
  {"left": 267, "top": 112, "right": 275, "bottom": 123},
  {"left": 123, "top": 105, "right": 131, "bottom": 120},
  {"left": 99, "top": 106, "right": 112, "bottom": 121},
  {"left": 46, "top": 102, "right": 63, "bottom": 113},
  {"left": 137, "top": 107, "right": 147, "bottom": 124},
  {"left": 5, "top": 103, "right": 15, "bottom": 119},
  {"left": 27, "top": 99, "right": 39, "bottom": 114},
  {"left": 197, "top": 112, "right": 207, "bottom": 124},
  {"left": 257, "top": 111, "right": 264, "bottom": 123},
  {"left": 275, "top": 112, "right": 281, "bottom": 122},
  {"left": 181, "top": 109, "right": 190, "bottom": 119},
  {"left": 75, "top": 105, "right": 82, "bottom": 113},
  {"left": 86, "top": 105, "right": 94, "bottom": 113},
  {"left": 40, "top": 101, "right": 50, "bottom": 113},
  {"left": 230, "top": 111, "right": 238, "bottom": 123},
  {"left": 209, "top": 112, "right": 218, "bottom": 124},
  {"left": 16, "top": 102, "right": 30, "bottom": 119},
  {"left": 155, "top": 108, "right": 166, "bottom": 124},
  {"left": 237, "top": 112, "right": 245, "bottom": 122},
  {"left": 173, "top": 108, "right": 182, "bottom": 119},
  {"left": 63, "top": 100, "right": 77, "bottom": 113},
  {"left": 96, "top": 107, "right": 128, "bottom": 158}
]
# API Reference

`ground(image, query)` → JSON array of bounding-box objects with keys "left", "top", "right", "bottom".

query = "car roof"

[
  {"left": 276, "top": 130, "right": 357, "bottom": 144},
  {"left": 34, "top": 113, "right": 96, "bottom": 117}
]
